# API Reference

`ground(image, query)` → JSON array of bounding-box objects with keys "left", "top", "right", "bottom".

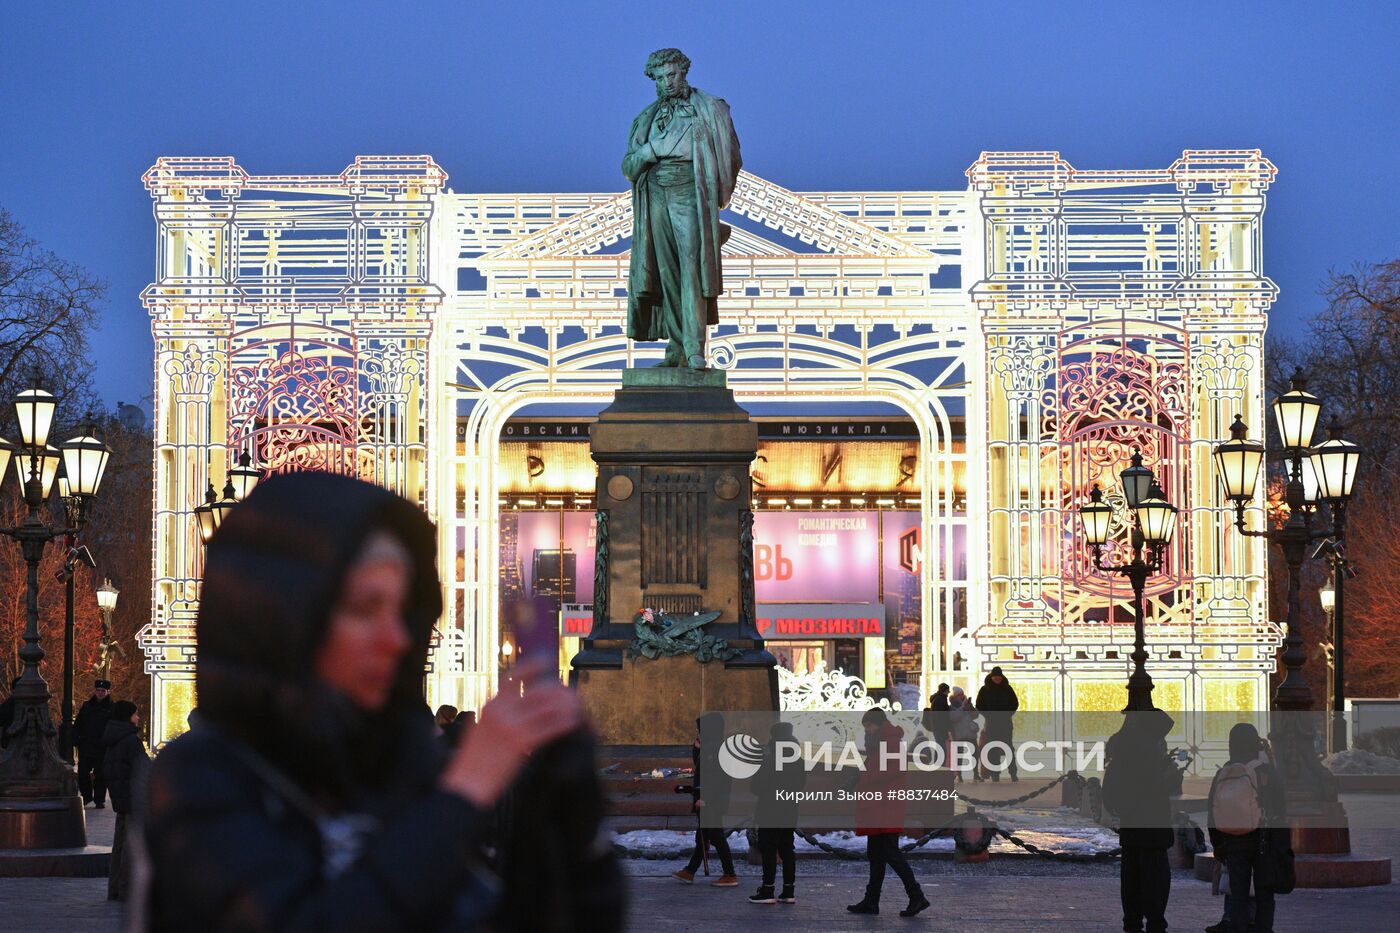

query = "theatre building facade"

[{"left": 138, "top": 150, "right": 1278, "bottom": 744}]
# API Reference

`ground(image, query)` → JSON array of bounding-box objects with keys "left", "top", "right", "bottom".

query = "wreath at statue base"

[{"left": 626, "top": 608, "right": 740, "bottom": 662}]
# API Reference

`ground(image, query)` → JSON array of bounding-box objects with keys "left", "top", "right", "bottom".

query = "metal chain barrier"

[
  {"left": 954, "top": 772, "right": 1072, "bottom": 808},
  {"left": 993, "top": 828, "right": 1122, "bottom": 863},
  {"left": 794, "top": 813, "right": 966, "bottom": 860},
  {"left": 611, "top": 772, "right": 1122, "bottom": 863}
]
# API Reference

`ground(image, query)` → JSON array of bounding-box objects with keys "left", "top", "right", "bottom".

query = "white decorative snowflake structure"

[{"left": 778, "top": 663, "right": 902, "bottom": 713}]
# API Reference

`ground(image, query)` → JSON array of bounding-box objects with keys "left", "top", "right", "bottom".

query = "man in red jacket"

[{"left": 847, "top": 708, "right": 930, "bottom": 917}]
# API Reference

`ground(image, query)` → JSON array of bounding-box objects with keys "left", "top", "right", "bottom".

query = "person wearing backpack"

[
  {"left": 1208, "top": 722, "right": 1288, "bottom": 933},
  {"left": 1102, "top": 708, "right": 1182, "bottom": 933}
]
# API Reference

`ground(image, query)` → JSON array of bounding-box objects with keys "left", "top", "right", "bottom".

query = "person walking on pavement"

[
  {"left": 1208, "top": 723, "right": 1288, "bottom": 933},
  {"left": 748, "top": 720, "right": 804, "bottom": 905},
  {"left": 1102, "top": 708, "right": 1183, "bottom": 933},
  {"left": 139, "top": 472, "right": 619, "bottom": 932},
  {"left": 674, "top": 712, "right": 739, "bottom": 887},
  {"left": 73, "top": 678, "right": 114, "bottom": 807},
  {"left": 948, "top": 687, "right": 980, "bottom": 782},
  {"left": 975, "top": 666, "right": 1020, "bottom": 781},
  {"left": 102, "top": 699, "right": 149, "bottom": 901},
  {"left": 847, "top": 708, "right": 930, "bottom": 918}
]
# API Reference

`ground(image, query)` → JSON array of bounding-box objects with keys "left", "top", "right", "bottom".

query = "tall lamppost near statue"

[
  {"left": 55, "top": 448, "right": 103, "bottom": 765},
  {"left": 0, "top": 380, "right": 111, "bottom": 849},
  {"left": 1213, "top": 373, "right": 1360, "bottom": 804},
  {"left": 1318, "top": 579, "right": 1338, "bottom": 750},
  {"left": 1078, "top": 449, "right": 1179, "bottom": 711}
]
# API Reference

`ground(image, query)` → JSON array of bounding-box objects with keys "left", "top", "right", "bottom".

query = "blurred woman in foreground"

[{"left": 138, "top": 471, "right": 621, "bottom": 931}]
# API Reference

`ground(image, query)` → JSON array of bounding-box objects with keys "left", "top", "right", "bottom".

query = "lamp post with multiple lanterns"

[
  {"left": 56, "top": 448, "right": 102, "bottom": 765},
  {"left": 194, "top": 449, "right": 261, "bottom": 545},
  {"left": 1078, "top": 448, "right": 1179, "bottom": 712},
  {"left": 1212, "top": 375, "right": 1360, "bottom": 711},
  {"left": 1213, "top": 373, "right": 1360, "bottom": 799},
  {"left": 0, "top": 381, "right": 111, "bottom": 849}
]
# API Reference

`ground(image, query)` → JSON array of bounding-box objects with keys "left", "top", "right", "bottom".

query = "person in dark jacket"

[
  {"left": 1102, "top": 708, "right": 1182, "bottom": 933},
  {"left": 748, "top": 720, "right": 805, "bottom": 905},
  {"left": 847, "top": 708, "right": 929, "bottom": 918},
  {"left": 921, "top": 683, "right": 951, "bottom": 765},
  {"left": 435, "top": 705, "right": 460, "bottom": 747},
  {"left": 974, "top": 666, "right": 1019, "bottom": 781},
  {"left": 674, "top": 712, "right": 738, "bottom": 886},
  {"left": 948, "top": 687, "right": 980, "bottom": 782},
  {"left": 1208, "top": 723, "right": 1287, "bottom": 933},
  {"left": 102, "top": 699, "right": 149, "bottom": 901},
  {"left": 73, "top": 678, "right": 114, "bottom": 806},
  {"left": 140, "top": 471, "right": 616, "bottom": 933}
]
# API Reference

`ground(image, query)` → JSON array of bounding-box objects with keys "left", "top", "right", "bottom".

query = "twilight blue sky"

[{"left": 2, "top": 1, "right": 1399, "bottom": 409}]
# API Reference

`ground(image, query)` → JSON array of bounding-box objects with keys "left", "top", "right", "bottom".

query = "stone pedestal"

[{"left": 570, "top": 367, "right": 777, "bottom": 745}]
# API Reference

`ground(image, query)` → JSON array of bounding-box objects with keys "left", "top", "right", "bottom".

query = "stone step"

[
  {"left": 1193, "top": 851, "right": 1392, "bottom": 888},
  {"left": 599, "top": 757, "right": 692, "bottom": 775},
  {"left": 608, "top": 793, "right": 696, "bottom": 817},
  {"left": 602, "top": 774, "right": 692, "bottom": 795},
  {"left": 0, "top": 846, "right": 111, "bottom": 878}
]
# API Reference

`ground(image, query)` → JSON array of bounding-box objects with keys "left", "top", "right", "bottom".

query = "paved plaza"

[{"left": 3, "top": 795, "right": 1397, "bottom": 931}]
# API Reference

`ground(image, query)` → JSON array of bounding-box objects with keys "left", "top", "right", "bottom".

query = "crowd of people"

[
  {"left": 668, "top": 676, "right": 1291, "bottom": 933},
  {"left": 5, "top": 471, "right": 1297, "bottom": 932}
]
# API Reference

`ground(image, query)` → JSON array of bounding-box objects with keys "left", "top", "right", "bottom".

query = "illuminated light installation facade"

[{"left": 139, "top": 150, "right": 1277, "bottom": 744}]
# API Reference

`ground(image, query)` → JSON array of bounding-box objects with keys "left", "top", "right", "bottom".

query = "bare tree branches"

[
  {"left": 0, "top": 207, "right": 105, "bottom": 435},
  {"left": 1268, "top": 259, "right": 1400, "bottom": 698}
]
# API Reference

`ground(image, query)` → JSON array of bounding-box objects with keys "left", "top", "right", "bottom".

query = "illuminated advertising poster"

[
  {"left": 752, "top": 511, "right": 879, "bottom": 603},
  {"left": 881, "top": 511, "right": 923, "bottom": 662},
  {"left": 755, "top": 603, "right": 884, "bottom": 639},
  {"left": 499, "top": 512, "right": 595, "bottom": 635}
]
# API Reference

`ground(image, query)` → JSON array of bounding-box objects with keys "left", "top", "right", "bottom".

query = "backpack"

[{"left": 1213, "top": 761, "right": 1264, "bottom": 835}]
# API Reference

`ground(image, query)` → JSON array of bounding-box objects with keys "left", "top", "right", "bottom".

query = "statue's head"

[{"left": 644, "top": 47, "right": 691, "bottom": 100}]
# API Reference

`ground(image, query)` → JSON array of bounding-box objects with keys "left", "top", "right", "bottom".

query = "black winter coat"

[
  {"left": 73, "top": 695, "right": 113, "bottom": 755},
  {"left": 691, "top": 737, "right": 733, "bottom": 820},
  {"left": 1102, "top": 711, "right": 1182, "bottom": 849},
  {"left": 752, "top": 737, "right": 807, "bottom": 828},
  {"left": 922, "top": 692, "right": 951, "bottom": 740},
  {"left": 100, "top": 718, "right": 149, "bottom": 814},
  {"left": 974, "top": 676, "right": 1019, "bottom": 742}
]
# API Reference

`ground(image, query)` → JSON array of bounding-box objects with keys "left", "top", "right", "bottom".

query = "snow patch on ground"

[
  {"left": 611, "top": 808, "right": 1121, "bottom": 859},
  {"left": 1326, "top": 748, "right": 1400, "bottom": 774}
]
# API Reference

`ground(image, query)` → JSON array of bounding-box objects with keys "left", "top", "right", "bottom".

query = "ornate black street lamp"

[
  {"left": 195, "top": 449, "right": 261, "bottom": 546},
  {"left": 1212, "top": 373, "right": 1361, "bottom": 785},
  {"left": 1311, "top": 419, "right": 1359, "bottom": 752},
  {"left": 54, "top": 425, "right": 107, "bottom": 765},
  {"left": 0, "top": 381, "right": 109, "bottom": 849},
  {"left": 1078, "top": 449, "right": 1179, "bottom": 711}
]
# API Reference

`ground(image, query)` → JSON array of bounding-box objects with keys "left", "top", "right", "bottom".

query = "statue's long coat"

[{"left": 622, "top": 88, "right": 742, "bottom": 342}]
